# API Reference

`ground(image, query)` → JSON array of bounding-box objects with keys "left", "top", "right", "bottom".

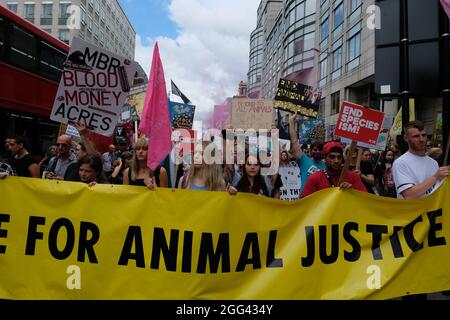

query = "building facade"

[
  {"left": 248, "top": 0, "right": 283, "bottom": 99},
  {"left": 1, "top": 0, "right": 135, "bottom": 60},
  {"left": 247, "top": 0, "right": 391, "bottom": 142},
  {"left": 247, "top": 0, "right": 320, "bottom": 114},
  {"left": 316, "top": 0, "right": 386, "bottom": 140}
]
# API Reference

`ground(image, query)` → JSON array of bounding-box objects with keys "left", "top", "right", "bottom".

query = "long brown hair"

[
  {"left": 236, "top": 153, "right": 269, "bottom": 196},
  {"left": 185, "top": 141, "right": 226, "bottom": 191}
]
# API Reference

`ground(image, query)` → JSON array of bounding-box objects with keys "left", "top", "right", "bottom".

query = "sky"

[{"left": 118, "top": 0, "right": 261, "bottom": 121}]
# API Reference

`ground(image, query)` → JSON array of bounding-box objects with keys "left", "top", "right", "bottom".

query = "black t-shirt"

[
  {"left": 10, "top": 154, "right": 36, "bottom": 177},
  {"left": 360, "top": 161, "right": 375, "bottom": 194},
  {"left": 64, "top": 162, "right": 81, "bottom": 182}
]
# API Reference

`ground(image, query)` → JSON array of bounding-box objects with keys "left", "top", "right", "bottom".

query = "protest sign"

[
  {"left": 279, "top": 139, "right": 291, "bottom": 153},
  {"left": 297, "top": 116, "right": 325, "bottom": 144},
  {"left": 65, "top": 124, "right": 81, "bottom": 138},
  {"left": 335, "top": 101, "right": 385, "bottom": 146},
  {"left": 50, "top": 37, "right": 138, "bottom": 136},
  {"left": 169, "top": 101, "right": 196, "bottom": 130},
  {"left": 231, "top": 99, "right": 274, "bottom": 130},
  {"left": 341, "top": 115, "right": 394, "bottom": 151},
  {"left": 274, "top": 79, "right": 321, "bottom": 118},
  {"left": 114, "top": 125, "right": 130, "bottom": 147},
  {"left": 279, "top": 161, "right": 301, "bottom": 201}
]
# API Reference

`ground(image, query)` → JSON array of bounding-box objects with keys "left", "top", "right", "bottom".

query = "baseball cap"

[{"left": 323, "top": 141, "right": 344, "bottom": 155}]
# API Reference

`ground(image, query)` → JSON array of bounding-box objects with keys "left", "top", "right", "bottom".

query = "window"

[
  {"left": 348, "top": 35, "right": 360, "bottom": 67},
  {"left": 81, "top": 8, "right": 86, "bottom": 24},
  {"left": 58, "top": 29, "right": 70, "bottom": 44},
  {"left": 319, "top": 98, "right": 326, "bottom": 118},
  {"left": 41, "top": 3, "right": 53, "bottom": 25},
  {"left": 331, "top": 91, "right": 340, "bottom": 114},
  {"left": 333, "top": 2, "right": 344, "bottom": 36},
  {"left": 321, "top": 0, "right": 330, "bottom": 11},
  {"left": 10, "top": 24, "right": 37, "bottom": 73},
  {"left": 347, "top": 23, "right": 361, "bottom": 71},
  {"left": 320, "top": 17, "right": 329, "bottom": 42},
  {"left": 40, "top": 40, "right": 68, "bottom": 81},
  {"left": 320, "top": 56, "right": 327, "bottom": 87},
  {"left": 303, "top": 31, "right": 315, "bottom": 51},
  {"left": 59, "top": 2, "right": 70, "bottom": 25},
  {"left": 24, "top": 3, "right": 35, "bottom": 22},
  {"left": 87, "top": 16, "right": 93, "bottom": 32},
  {"left": 349, "top": 0, "right": 362, "bottom": 22},
  {"left": 0, "top": 16, "right": 4, "bottom": 58},
  {"left": 296, "top": 2, "right": 305, "bottom": 21},
  {"left": 7, "top": 3, "right": 18, "bottom": 13},
  {"left": 350, "top": 0, "right": 362, "bottom": 13},
  {"left": 305, "top": 0, "right": 315, "bottom": 16},
  {"left": 332, "top": 39, "right": 343, "bottom": 80}
]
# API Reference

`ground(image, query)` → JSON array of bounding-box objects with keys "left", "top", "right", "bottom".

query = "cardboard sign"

[
  {"left": 279, "top": 161, "right": 301, "bottom": 201},
  {"left": 279, "top": 139, "right": 291, "bottom": 153},
  {"left": 169, "top": 101, "right": 196, "bottom": 130},
  {"left": 65, "top": 125, "right": 81, "bottom": 138},
  {"left": 231, "top": 98, "right": 274, "bottom": 130},
  {"left": 50, "top": 37, "right": 139, "bottom": 136},
  {"left": 335, "top": 102, "right": 384, "bottom": 145},
  {"left": 274, "top": 79, "right": 321, "bottom": 118}
]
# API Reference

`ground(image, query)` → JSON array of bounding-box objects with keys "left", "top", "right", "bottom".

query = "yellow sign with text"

[{"left": 0, "top": 177, "right": 449, "bottom": 300}]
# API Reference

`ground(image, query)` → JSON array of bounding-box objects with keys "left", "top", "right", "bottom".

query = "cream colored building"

[{"left": 1, "top": 0, "right": 135, "bottom": 60}]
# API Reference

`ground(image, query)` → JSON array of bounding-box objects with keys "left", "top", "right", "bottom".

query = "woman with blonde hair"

[
  {"left": 123, "top": 137, "right": 168, "bottom": 189},
  {"left": 179, "top": 141, "right": 236, "bottom": 194}
]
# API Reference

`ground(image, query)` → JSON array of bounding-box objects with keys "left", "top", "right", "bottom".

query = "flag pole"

[{"left": 444, "top": 132, "right": 450, "bottom": 166}]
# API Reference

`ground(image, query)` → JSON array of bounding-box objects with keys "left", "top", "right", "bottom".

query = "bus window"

[
  {"left": 40, "top": 41, "right": 65, "bottom": 82},
  {"left": 10, "top": 23, "right": 37, "bottom": 73},
  {"left": 0, "top": 16, "right": 4, "bottom": 59}
]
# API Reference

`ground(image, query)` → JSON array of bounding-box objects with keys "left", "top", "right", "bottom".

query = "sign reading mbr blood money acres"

[
  {"left": 50, "top": 37, "right": 138, "bottom": 136},
  {"left": 334, "top": 101, "right": 385, "bottom": 145}
]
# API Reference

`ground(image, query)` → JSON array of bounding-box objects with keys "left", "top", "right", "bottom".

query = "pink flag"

[
  {"left": 139, "top": 42, "right": 172, "bottom": 171},
  {"left": 442, "top": 0, "right": 450, "bottom": 19}
]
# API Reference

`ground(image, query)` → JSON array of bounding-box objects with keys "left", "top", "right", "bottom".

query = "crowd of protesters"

[
  {"left": 0, "top": 120, "right": 448, "bottom": 202},
  {"left": 1, "top": 118, "right": 449, "bottom": 299}
]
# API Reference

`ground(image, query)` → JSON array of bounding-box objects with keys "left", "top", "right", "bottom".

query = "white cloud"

[{"left": 134, "top": 0, "right": 260, "bottom": 121}]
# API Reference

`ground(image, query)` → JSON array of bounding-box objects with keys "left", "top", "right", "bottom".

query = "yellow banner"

[{"left": 0, "top": 177, "right": 449, "bottom": 300}]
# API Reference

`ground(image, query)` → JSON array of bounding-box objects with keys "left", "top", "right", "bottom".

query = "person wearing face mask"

[
  {"left": 288, "top": 113, "right": 326, "bottom": 196},
  {"left": 380, "top": 149, "right": 397, "bottom": 198}
]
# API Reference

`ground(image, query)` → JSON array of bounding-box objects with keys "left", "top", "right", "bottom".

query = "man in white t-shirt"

[{"left": 393, "top": 120, "right": 448, "bottom": 199}]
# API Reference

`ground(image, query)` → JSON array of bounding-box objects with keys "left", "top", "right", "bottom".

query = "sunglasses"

[{"left": 57, "top": 143, "right": 68, "bottom": 147}]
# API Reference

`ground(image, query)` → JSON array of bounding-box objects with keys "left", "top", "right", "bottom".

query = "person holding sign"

[
  {"left": 288, "top": 113, "right": 326, "bottom": 195},
  {"left": 392, "top": 121, "right": 448, "bottom": 199},
  {"left": 301, "top": 142, "right": 367, "bottom": 198}
]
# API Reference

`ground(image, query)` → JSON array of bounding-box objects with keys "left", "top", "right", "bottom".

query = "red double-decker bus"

[
  {"left": 0, "top": 6, "right": 112, "bottom": 158},
  {"left": 0, "top": 5, "right": 69, "bottom": 158}
]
